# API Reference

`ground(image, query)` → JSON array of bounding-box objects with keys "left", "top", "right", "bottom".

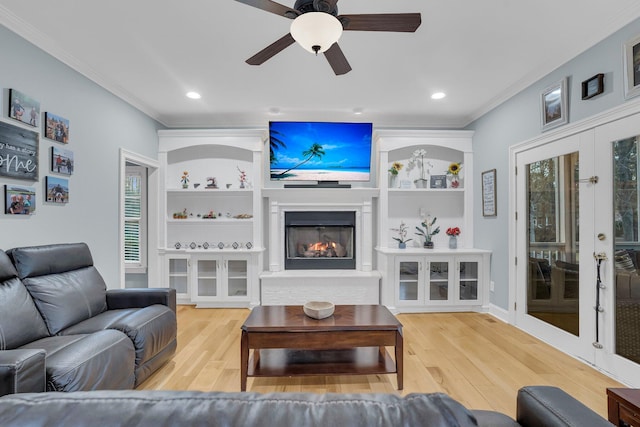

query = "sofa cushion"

[
  {"left": 60, "top": 306, "right": 177, "bottom": 368},
  {"left": 20, "top": 330, "right": 135, "bottom": 392},
  {"left": 0, "top": 390, "right": 480, "bottom": 427},
  {"left": 0, "top": 251, "right": 49, "bottom": 349}
]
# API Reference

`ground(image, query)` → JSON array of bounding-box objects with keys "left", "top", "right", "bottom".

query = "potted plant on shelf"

[
  {"left": 446, "top": 162, "right": 462, "bottom": 188},
  {"left": 415, "top": 216, "right": 440, "bottom": 249},
  {"left": 446, "top": 226, "right": 460, "bottom": 249},
  {"left": 388, "top": 161, "right": 403, "bottom": 188},
  {"left": 391, "top": 221, "right": 412, "bottom": 249},
  {"left": 408, "top": 149, "right": 431, "bottom": 188},
  {"left": 180, "top": 171, "right": 190, "bottom": 189}
]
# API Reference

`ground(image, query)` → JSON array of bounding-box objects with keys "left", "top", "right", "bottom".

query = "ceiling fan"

[{"left": 235, "top": 0, "right": 421, "bottom": 75}]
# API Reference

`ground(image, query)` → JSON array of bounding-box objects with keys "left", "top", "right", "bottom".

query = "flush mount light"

[
  {"left": 186, "top": 91, "right": 201, "bottom": 99},
  {"left": 431, "top": 92, "right": 446, "bottom": 100},
  {"left": 290, "top": 12, "right": 343, "bottom": 54}
]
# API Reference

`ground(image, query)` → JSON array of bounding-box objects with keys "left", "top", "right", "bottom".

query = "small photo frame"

[
  {"left": 482, "top": 169, "right": 497, "bottom": 217},
  {"left": 44, "top": 112, "right": 70, "bottom": 143},
  {"left": 624, "top": 34, "right": 640, "bottom": 99},
  {"left": 5, "top": 185, "right": 36, "bottom": 215},
  {"left": 399, "top": 179, "right": 412, "bottom": 189},
  {"left": 581, "top": 73, "right": 604, "bottom": 100},
  {"left": 51, "top": 146, "right": 74, "bottom": 175},
  {"left": 9, "top": 89, "right": 40, "bottom": 127},
  {"left": 541, "top": 78, "right": 568, "bottom": 131},
  {"left": 46, "top": 176, "right": 69, "bottom": 204},
  {"left": 430, "top": 175, "right": 447, "bottom": 189}
]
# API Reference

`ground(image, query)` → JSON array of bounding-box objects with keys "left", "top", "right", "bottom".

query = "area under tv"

[{"left": 284, "top": 181, "right": 351, "bottom": 188}]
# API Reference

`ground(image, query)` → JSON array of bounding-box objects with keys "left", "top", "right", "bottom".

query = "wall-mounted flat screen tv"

[{"left": 269, "top": 121, "right": 373, "bottom": 183}]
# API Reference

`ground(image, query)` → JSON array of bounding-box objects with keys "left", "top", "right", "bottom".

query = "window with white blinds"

[{"left": 124, "top": 166, "right": 146, "bottom": 271}]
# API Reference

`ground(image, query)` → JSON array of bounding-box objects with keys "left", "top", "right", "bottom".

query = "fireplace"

[{"left": 284, "top": 211, "right": 356, "bottom": 270}]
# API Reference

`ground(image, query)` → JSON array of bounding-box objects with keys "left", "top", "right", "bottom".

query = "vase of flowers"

[
  {"left": 446, "top": 227, "right": 460, "bottom": 249},
  {"left": 391, "top": 221, "right": 412, "bottom": 249},
  {"left": 180, "top": 171, "right": 190, "bottom": 189},
  {"left": 388, "top": 161, "right": 403, "bottom": 188},
  {"left": 415, "top": 216, "right": 440, "bottom": 249},
  {"left": 237, "top": 166, "right": 247, "bottom": 189},
  {"left": 446, "top": 162, "right": 462, "bottom": 188},
  {"left": 408, "top": 149, "right": 430, "bottom": 188}
]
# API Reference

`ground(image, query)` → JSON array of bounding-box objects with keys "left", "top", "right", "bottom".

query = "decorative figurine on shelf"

[
  {"left": 415, "top": 216, "right": 440, "bottom": 249},
  {"left": 391, "top": 221, "right": 412, "bottom": 249},
  {"left": 408, "top": 149, "right": 432, "bottom": 188},
  {"left": 447, "top": 162, "right": 462, "bottom": 188},
  {"left": 180, "top": 171, "right": 189, "bottom": 189},
  {"left": 446, "top": 227, "right": 460, "bottom": 249},
  {"left": 237, "top": 166, "right": 247, "bottom": 189},
  {"left": 388, "top": 161, "right": 403, "bottom": 188},
  {"left": 206, "top": 177, "right": 218, "bottom": 189}
]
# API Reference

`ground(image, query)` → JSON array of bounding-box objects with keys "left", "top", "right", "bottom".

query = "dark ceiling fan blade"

[
  {"left": 339, "top": 13, "right": 421, "bottom": 32},
  {"left": 246, "top": 33, "right": 296, "bottom": 65},
  {"left": 234, "top": 0, "right": 299, "bottom": 18},
  {"left": 324, "top": 43, "right": 352, "bottom": 75}
]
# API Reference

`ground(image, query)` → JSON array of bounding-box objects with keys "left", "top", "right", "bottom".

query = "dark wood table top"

[
  {"left": 608, "top": 388, "right": 640, "bottom": 406},
  {"left": 242, "top": 305, "right": 402, "bottom": 332}
]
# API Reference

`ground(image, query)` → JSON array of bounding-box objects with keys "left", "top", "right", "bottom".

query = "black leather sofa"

[
  {"left": 0, "top": 243, "right": 177, "bottom": 396},
  {"left": 0, "top": 386, "right": 613, "bottom": 426}
]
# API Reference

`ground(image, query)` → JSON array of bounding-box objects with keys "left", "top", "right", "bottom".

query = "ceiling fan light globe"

[{"left": 290, "top": 12, "right": 343, "bottom": 54}]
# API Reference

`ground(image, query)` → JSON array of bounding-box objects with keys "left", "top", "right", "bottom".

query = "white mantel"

[{"left": 259, "top": 187, "right": 381, "bottom": 305}]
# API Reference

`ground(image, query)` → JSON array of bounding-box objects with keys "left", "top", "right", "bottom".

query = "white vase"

[
  {"left": 414, "top": 178, "right": 429, "bottom": 189},
  {"left": 389, "top": 174, "right": 398, "bottom": 188}
]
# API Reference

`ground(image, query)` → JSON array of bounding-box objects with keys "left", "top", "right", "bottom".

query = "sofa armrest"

[
  {"left": 517, "top": 386, "right": 612, "bottom": 426},
  {"left": 0, "top": 349, "right": 46, "bottom": 397},
  {"left": 106, "top": 288, "right": 176, "bottom": 313}
]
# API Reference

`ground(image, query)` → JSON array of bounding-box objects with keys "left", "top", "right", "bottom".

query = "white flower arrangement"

[{"left": 407, "top": 149, "right": 432, "bottom": 181}]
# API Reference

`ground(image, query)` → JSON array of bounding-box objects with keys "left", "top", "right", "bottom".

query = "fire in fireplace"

[{"left": 284, "top": 211, "right": 356, "bottom": 270}]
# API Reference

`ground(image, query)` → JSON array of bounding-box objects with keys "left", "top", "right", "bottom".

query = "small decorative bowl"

[{"left": 303, "top": 301, "right": 335, "bottom": 320}]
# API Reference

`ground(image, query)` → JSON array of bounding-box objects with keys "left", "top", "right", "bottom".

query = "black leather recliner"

[{"left": 0, "top": 243, "right": 177, "bottom": 396}]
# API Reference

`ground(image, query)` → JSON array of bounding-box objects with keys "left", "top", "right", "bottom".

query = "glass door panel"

[
  {"left": 227, "top": 259, "right": 248, "bottom": 297},
  {"left": 429, "top": 261, "right": 449, "bottom": 301},
  {"left": 168, "top": 258, "right": 188, "bottom": 294},
  {"left": 613, "top": 137, "right": 640, "bottom": 365},
  {"left": 399, "top": 261, "right": 419, "bottom": 302},
  {"left": 459, "top": 261, "right": 478, "bottom": 300},
  {"left": 526, "top": 152, "right": 580, "bottom": 336},
  {"left": 197, "top": 259, "right": 217, "bottom": 297}
]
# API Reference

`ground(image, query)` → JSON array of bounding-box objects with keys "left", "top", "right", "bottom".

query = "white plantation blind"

[{"left": 124, "top": 166, "right": 146, "bottom": 270}]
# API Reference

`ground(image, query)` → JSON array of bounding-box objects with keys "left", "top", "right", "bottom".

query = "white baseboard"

[{"left": 488, "top": 303, "right": 510, "bottom": 323}]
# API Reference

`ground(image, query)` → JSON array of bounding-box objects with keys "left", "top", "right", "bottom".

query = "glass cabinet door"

[
  {"left": 227, "top": 259, "right": 248, "bottom": 297},
  {"left": 168, "top": 258, "right": 188, "bottom": 295},
  {"left": 398, "top": 260, "right": 420, "bottom": 302},
  {"left": 196, "top": 259, "right": 218, "bottom": 297},
  {"left": 458, "top": 261, "right": 479, "bottom": 301},
  {"left": 428, "top": 261, "right": 450, "bottom": 301}
]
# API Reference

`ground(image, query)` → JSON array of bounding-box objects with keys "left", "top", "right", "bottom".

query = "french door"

[{"left": 515, "top": 112, "right": 640, "bottom": 385}]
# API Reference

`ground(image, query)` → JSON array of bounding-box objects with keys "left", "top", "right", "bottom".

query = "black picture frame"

[
  {"left": 430, "top": 175, "right": 446, "bottom": 189},
  {"left": 581, "top": 73, "right": 604, "bottom": 100}
]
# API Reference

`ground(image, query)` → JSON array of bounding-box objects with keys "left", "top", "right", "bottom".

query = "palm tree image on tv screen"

[{"left": 269, "top": 121, "right": 373, "bottom": 183}]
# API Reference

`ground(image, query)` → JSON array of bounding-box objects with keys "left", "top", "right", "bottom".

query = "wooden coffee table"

[{"left": 240, "top": 304, "right": 403, "bottom": 391}]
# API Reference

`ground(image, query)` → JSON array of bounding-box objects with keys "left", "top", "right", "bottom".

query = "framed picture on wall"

[
  {"left": 44, "top": 112, "right": 70, "bottom": 143},
  {"left": 540, "top": 78, "right": 568, "bottom": 131},
  {"left": 8, "top": 89, "right": 40, "bottom": 127},
  {"left": 45, "top": 176, "right": 69, "bottom": 204},
  {"left": 51, "top": 146, "right": 74, "bottom": 175},
  {"left": 5, "top": 185, "right": 36, "bottom": 215},
  {"left": 482, "top": 169, "right": 497, "bottom": 217},
  {"left": 624, "top": 34, "right": 640, "bottom": 99}
]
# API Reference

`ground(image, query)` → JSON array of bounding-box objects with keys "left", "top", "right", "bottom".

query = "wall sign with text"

[{"left": 0, "top": 120, "right": 38, "bottom": 181}]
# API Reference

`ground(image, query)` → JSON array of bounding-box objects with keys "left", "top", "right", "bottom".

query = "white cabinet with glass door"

[
  {"left": 191, "top": 253, "right": 252, "bottom": 308},
  {"left": 165, "top": 253, "right": 190, "bottom": 304},
  {"left": 390, "top": 250, "right": 489, "bottom": 312}
]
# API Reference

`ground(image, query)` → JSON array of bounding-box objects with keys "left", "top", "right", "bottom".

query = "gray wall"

[
  {"left": 0, "top": 24, "right": 163, "bottom": 288},
  {"left": 468, "top": 17, "right": 640, "bottom": 309}
]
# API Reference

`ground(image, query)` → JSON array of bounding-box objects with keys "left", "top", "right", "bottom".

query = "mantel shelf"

[
  {"left": 167, "top": 189, "right": 252, "bottom": 195},
  {"left": 167, "top": 218, "right": 253, "bottom": 224},
  {"left": 388, "top": 188, "right": 464, "bottom": 193}
]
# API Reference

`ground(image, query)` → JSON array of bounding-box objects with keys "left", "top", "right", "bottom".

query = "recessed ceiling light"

[
  {"left": 431, "top": 92, "right": 446, "bottom": 100},
  {"left": 353, "top": 107, "right": 364, "bottom": 115},
  {"left": 269, "top": 107, "right": 281, "bottom": 115},
  {"left": 186, "top": 91, "right": 201, "bottom": 99}
]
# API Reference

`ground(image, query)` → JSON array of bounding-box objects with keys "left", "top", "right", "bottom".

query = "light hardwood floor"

[{"left": 138, "top": 306, "right": 624, "bottom": 419}]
